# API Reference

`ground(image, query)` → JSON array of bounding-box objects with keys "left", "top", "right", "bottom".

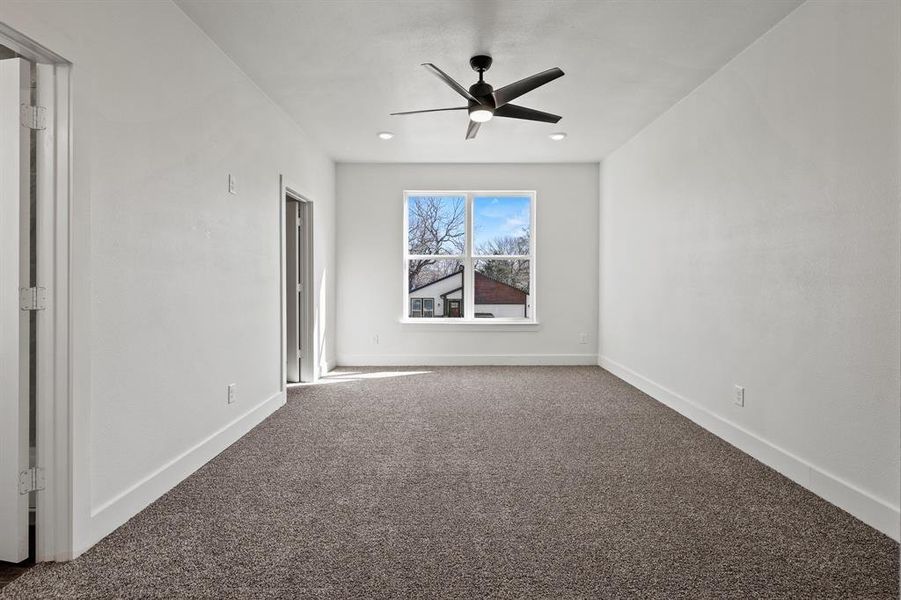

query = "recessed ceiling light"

[
  {"left": 377, "top": 131, "right": 394, "bottom": 140},
  {"left": 549, "top": 132, "right": 567, "bottom": 141}
]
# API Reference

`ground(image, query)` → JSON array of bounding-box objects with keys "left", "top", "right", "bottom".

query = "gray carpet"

[{"left": 2, "top": 367, "right": 897, "bottom": 599}]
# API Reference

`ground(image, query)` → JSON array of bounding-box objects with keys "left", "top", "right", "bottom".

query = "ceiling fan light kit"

[
  {"left": 469, "top": 108, "right": 493, "bottom": 123},
  {"left": 391, "top": 55, "right": 564, "bottom": 140}
]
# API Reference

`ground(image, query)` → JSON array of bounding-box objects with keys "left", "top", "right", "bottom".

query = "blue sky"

[{"left": 473, "top": 195, "right": 531, "bottom": 248}]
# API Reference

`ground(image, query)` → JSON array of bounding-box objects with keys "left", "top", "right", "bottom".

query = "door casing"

[
  {"left": 280, "top": 176, "right": 316, "bottom": 386},
  {"left": 0, "top": 23, "right": 74, "bottom": 562}
]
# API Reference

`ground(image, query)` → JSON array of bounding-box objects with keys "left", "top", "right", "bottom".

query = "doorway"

[
  {"left": 282, "top": 182, "right": 314, "bottom": 384},
  {"left": 0, "top": 24, "right": 73, "bottom": 570}
]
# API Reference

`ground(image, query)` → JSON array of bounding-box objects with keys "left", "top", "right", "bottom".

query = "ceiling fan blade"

[
  {"left": 493, "top": 67, "right": 564, "bottom": 108},
  {"left": 422, "top": 63, "right": 478, "bottom": 102},
  {"left": 465, "top": 120, "right": 481, "bottom": 140},
  {"left": 390, "top": 107, "right": 467, "bottom": 116},
  {"left": 493, "top": 103, "right": 562, "bottom": 124}
]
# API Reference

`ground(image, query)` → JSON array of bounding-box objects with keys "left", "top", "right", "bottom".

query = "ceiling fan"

[{"left": 391, "top": 55, "right": 564, "bottom": 140}]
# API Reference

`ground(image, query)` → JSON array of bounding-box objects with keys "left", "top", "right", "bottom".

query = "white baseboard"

[
  {"left": 599, "top": 356, "right": 900, "bottom": 541},
  {"left": 85, "top": 390, "right": 286, "bottom": 553},
  {"left": 337, "top": 353, "right": 599, "bottom": 366}
]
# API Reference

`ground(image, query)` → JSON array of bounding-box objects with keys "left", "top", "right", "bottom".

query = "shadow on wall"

[{"left": 287, "top": 370, "right": 433, "bottom": 387}]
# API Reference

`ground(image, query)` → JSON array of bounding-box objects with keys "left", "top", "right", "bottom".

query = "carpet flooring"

[
  {"left": 0, "top": 562, "right": 32, "bottom": 590},
  {"left": 1, "top": 366, "right": 897, "bottom": 599}
]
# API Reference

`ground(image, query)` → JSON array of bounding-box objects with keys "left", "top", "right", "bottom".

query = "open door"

[
  {"left": 285, "top": 199, "right": 300, "bottom": 383},
  {"left": 284, "top": 192, "right": 314, "bottom": 384},
  {"left": 0, "top": 57, "right": 33, "bottom": 562}
]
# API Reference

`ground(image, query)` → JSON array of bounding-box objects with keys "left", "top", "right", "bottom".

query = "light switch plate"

[{"left": 228, "top": 173, "right": 236, "bottom": 195}]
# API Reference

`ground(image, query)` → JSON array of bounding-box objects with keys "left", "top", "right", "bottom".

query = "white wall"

[
  {"left": 599, "top": 0, "right": 900, "bottom": 539},
  {"left": 336, "top": 163, "right": 598, "bottom": 365},
  {"left": 2, "top": 0, "right": 336, "bottom": 556},
  {"left": 475, "top": 303, "right": 528, "bottom": 319}
]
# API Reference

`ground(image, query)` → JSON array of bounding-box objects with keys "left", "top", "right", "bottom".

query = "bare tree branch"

[{"left": 408, "top": 196, "right": 465, "bottom": 289}]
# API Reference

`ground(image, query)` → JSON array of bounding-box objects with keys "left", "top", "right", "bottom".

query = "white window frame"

[{"left": 402, "top": 190, "right": 537, "bottom": 325}]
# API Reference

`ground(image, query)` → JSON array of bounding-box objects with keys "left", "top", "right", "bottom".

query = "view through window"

[{"left": 404, "top": 191, "right": 534, "bottom": 321}]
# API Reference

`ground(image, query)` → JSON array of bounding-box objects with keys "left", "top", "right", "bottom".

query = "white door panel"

[
  {"left": 0, "top": 56, "right": 32, "bottom": 562},
  {"left": 286, "top": 200, "right": 300, "bottom": 383}
]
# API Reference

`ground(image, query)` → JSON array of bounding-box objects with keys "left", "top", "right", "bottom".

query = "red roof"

[
  {"left": 474, "top": 272, "right": 527, "bottom": 304},
  {"left": 410, "top": 269, "right": 528, "bottom": 305}
]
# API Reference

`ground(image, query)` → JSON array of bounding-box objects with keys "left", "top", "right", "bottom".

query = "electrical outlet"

[
  {"left": 734, "top": 385, "right": 744, "bottom": 407},
  {"left": 578, "top": 332, "right": 588, "bottom": 345},
  {"left": 228, "top": 173, "right": 236, "bottom": 195},
  {"left": 227, "top": 383, "right": 237, "bottom": 404}
]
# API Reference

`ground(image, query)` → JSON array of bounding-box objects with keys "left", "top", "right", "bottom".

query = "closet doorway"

[
  {"left": 282, "top": 181, "right": 314, "bottom": 384},
  {"left": 0, "top": 24, "right": 74, "bottom": 569}
]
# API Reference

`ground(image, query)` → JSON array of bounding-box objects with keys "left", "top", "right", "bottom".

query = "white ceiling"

[{"left": 176, "top": 0, "right": 801, "bottom": 163}]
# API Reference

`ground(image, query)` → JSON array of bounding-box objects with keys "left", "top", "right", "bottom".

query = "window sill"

[{"left": 399, "top": 318, "right": 541, "bottom": 331}]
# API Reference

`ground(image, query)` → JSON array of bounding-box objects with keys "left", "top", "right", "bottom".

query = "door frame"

[
  {"left": 0, "top": 24, "right": 74, "bottom": 561},
  {"left": 279, "top": 175, "right": 316, "bottom": 387}
]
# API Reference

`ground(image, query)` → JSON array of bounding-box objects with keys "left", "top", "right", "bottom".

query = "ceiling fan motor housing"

[
  {"left": 469, "top": 56, "right": 496, "bottom": 111},
  {"left": 468, "top": 81, "right": 495, "bottom": 109}
]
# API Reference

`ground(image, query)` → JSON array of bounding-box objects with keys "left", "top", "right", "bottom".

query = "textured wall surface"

[
  {"left": 600, "top": 0, "right": 900, "bottom": 536},
  {"left": 336, "top": 163, "right": 599, "bottom": 365},
  {"left": 2, "top": 0, "right": 336, "bottom": 554}
]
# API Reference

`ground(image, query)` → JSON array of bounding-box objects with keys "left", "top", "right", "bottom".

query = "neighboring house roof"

[
  {"left": 408, "top": 267, "right": 463, "bottom": 294},
  {"left": 409, "top": 269, "right": 527, "bottom": 305},
  {"left": 474, "top": 272, "right": 527, "bottom": 304}
]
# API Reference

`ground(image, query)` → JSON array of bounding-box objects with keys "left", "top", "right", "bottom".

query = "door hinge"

[
  {"left": 297, "top": 349, "right": 303, "bottom": 358},
  {"left": 19, "top": 468, "right": 45, "bottom": 494},
  {"left": 297, "top": 216, "right": 302, "bottom": 228},
  {"left": 19, "top": 287, "right": 47, "bottom": 311},
  {"left": 297, "top": 283, "right": 303, "bottom": 293},
  {"left": 20, "top": 104, "right": 47, "bottom": 130}
]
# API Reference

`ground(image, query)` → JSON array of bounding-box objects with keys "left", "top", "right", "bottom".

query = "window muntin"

[{"left": 404, "top": 191, "right": 535, "bottom": 323}]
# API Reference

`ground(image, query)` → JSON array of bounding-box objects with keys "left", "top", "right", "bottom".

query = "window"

[
  {"left": 404, "top": 191, "right": 535, "bottom": 322},
  {"left": 410, "top": 297, "right": 434, "bottom": 318},
  {"left": 422, "top": 298, "right": 434, "bottom": 317}
]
